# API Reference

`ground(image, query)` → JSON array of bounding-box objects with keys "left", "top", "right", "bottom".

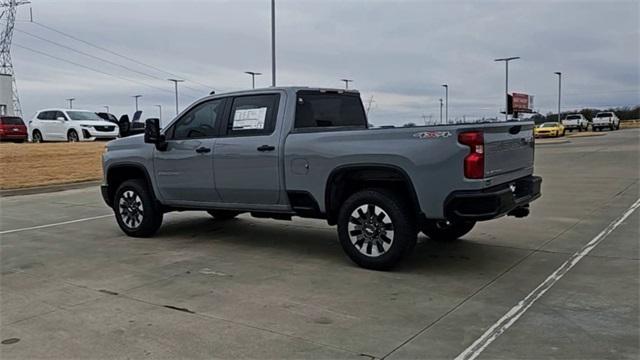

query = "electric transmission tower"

[{"left": 1, "top": 0, "right": 29, "bottom": 116}]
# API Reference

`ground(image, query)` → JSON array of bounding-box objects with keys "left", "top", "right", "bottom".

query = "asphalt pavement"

[{"left": 1, "top": 128, "right": 638, "bottom": 359}]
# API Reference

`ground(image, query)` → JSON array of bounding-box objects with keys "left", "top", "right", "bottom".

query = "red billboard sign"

[{"left": 512, "top": 93, "right": 530, "bottom": 112}]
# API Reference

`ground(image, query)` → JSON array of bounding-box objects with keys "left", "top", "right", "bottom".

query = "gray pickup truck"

[{"left": 101, "top": 87, "right": 541, "bottom": 270}]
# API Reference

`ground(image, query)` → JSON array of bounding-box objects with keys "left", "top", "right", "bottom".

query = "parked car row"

[{"left": 560, "top": 112, "right": 621, "bottom": 132}]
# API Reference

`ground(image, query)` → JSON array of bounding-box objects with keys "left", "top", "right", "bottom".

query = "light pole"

[
  {"left": 341, "top": 79, "right": 353, "bottom": 89},
  {"left": 66, "top": 98, "right": 75, "bottom": 109},
  {"left": 494, "top": 56, "right": 520, "bottom": 121},
  {"left": 155, "top": 104, "right": 162, "bottom": 122},
  {"left": 104, "top": 105, "right": 109, "bottom": 113},
  {"left": 442, "top": 84, "right": 448, "bottom": 124},
  {"left": 132, "top": 95, "right": 142, "bottom": 112},
  {"left": 245, "top": 71, "right": 262, "bottom": 89},
  {"left": 168, "top": 79, "right": 184, "bottom": 115},
  {"left": 271, "top": 0, "right": 276, "bottom": 87},
  {"left": 555, "top": 72, "right": 562, "bottom": 123},
  {"left": 439, "top": 98, "right": 443, "bottom": 123}
]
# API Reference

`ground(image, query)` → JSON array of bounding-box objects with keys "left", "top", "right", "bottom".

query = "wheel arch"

[
  {"left": 105, "top": 163, "right": 157, "bottom": 208},
  {"left": 324, "top": 164, "right": 421, "bottom": 225}
]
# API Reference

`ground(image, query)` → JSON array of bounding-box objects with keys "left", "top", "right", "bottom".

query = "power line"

[
  {"left": 25, "top": 20, "right": 213, "bottom": 92},
  {"left": 13, "top": 42, "right": 177, "bottom": 94}
]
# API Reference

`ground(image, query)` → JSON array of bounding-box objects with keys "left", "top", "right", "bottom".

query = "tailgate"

[{"left": 483, "top": 122, "right": 535, "bottom": 178}]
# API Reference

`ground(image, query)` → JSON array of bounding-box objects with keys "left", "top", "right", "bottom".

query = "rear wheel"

[
  {"left": 32, "top": 130, "right": 43, "bottom": 143},
  {"left": 114, "top": 179, "right": 163, "bottom": 237},
  {"left": 67, "top": 129, "right": 79, "bottom": 142},
  {"left": 421, "top": 219, "right": 476, "bottom": 242},
  {"left": 337, "top": 189, "right": 417, "bottom": 270},
  {"left": 206, "top": 210, "right": 240, "bottom": 220}
]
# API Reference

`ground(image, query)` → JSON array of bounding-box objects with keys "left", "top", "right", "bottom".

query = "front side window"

[
  {"left": 226, "top": 94, "right": 279, "bottom": 136},
  {"left": 294, "top": 92, "right": 367, "bottom": 130},
  {"left": 172, "top": 98, "right": 225, "bottom": 139}
]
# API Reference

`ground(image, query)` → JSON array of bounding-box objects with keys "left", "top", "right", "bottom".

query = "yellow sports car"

[{"left": 535, "top": 122, "right": 566, "bottom": 138}]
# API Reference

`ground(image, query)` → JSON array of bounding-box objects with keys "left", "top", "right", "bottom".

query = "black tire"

[
  {"left": 337, "top": 189, "right": 417, "bottom": 270},
  {"left": 67, "top": 129, "right": 79, "bottom": 142},
  {"left": 421, "top": 219, "right": 476, "bottom": 242},
  {"left": 207, "top": 210, "right": 240, "bottom": 220},
  {"left": 32, "top": 130, "right": 43, "bottom": 143},
  {"left": 616, "top": 123, "right": 621, "bottom": 130},
  {"left": 113, "top": 179, "right": 163, "bottom": 237}
]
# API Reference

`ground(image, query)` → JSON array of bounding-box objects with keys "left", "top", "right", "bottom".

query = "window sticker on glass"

[{"left": 233, "top": 107, "right": 267, "bottom": 130}]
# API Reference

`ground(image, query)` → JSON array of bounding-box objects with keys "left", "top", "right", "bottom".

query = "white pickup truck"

[
  {"left": 591, "top": 112, "right": 620, "bottom": 131},
  {"left": 562, "top": 114, "right": 588, "bottom": 132}
]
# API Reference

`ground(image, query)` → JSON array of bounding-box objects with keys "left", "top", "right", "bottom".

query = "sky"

[{"left": 7, "top": 0, "right": 640, "bottom": 126}]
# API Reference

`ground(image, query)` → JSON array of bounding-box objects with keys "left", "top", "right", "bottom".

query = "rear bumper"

[
  {"left": 444, "top": 175, "right": 542, "bottom": 221},
  {"left": 0, "top": 134, "right": 27, "bottom": 140}
]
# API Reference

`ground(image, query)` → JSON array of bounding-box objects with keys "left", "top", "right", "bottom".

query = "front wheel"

[
  {"left": 67, "top": 129, "right": 79, "bottom": 142},
  {"left": 421, "top": 219, "right": 476, "bottom": 242},
  {"left": 337, "top": 189, "right": 417, "bottom": 270},
  {"left": 114, "top": 179, "right": 163, "bottom": 237}
]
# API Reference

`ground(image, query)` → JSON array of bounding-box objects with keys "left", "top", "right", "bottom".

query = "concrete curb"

[
  {"left": 536, "top": 139, "right": 570, "bottom": 145},
  {"left": 0, "top": 180, "right": 101, "bottom": 197},
  {"left": 566, "top": 132, "right": 607, "bottom": 138}
]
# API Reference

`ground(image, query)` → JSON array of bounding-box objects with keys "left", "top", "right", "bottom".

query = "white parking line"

[
  {"left": 0, "top": 214, "right": 112, "bottom": 235},
  {"left": 455, "top": 197, "right": 640, "bottom": 360}
]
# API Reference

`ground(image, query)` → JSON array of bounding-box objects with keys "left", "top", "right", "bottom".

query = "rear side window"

[
  {"left": 295, "top": 92, "right": 367, "bottom": 130},
  {"left": 0, "top": 116, "right": 24, "bottom": 125},
  {"left": 37, "top": 111, "right": 53, "bottom": 120},
  {"left": 225, "top": 94, "right": 280, "bottom": 136}
]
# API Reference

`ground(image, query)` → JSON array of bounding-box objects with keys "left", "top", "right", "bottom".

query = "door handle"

[
  {"left": 195, "top": 147, "right": 211, "bottom": 154},
  {"left": 257, "top": 145, "right": 275, "bottom": 152}
]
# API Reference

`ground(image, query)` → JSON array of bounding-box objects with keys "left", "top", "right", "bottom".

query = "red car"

[{"left": 0, "top": 115, "right": 28, "bottom": 143}]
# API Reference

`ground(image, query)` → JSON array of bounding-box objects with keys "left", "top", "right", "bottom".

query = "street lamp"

[
  {"left": 168, "top": 79, "right": 184, "bottom": 115},
  {"left": 155, "top": 104, "right": 162, "bottom": 122},
  {"left": 341, "top": 79, "right": 353, "bottom": 89},
  {"left": 494, "top": 56, "right": 520, "bottom": 121},
  {"left": 245, "top": 71, "right": 263, "bottom": 89},
  {"left": 439, "top": 98, "right": 444, "bottom": 123},
  {"left": 66, "top": 98, "right": 75, "bottom": 109},
  {"left": 555, "top": 72, "right": 562, "bottom": 123},
  {"left": 271, "top": 0, "right": 276, "bottom": 87},
  {"left": 132, "top": 95, "right": 142, "bottom": 112},
  {"left": 442, "top": 84, "right": 448, "bottom": 124}
]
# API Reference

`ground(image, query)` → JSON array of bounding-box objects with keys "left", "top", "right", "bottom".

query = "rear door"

[
  {"left": 213, "top": 93, "right": 281, "bottom": 205},
  {"left": 154, "top": 98, "right": 227, "bottom": 203},
  {"left": 482, "top": 122, "right": 535, "bottom": 178}
]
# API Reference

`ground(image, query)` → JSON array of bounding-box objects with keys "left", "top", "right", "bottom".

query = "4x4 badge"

[{"left": 413, "top": 131, "right": 452, "bottom": 139}]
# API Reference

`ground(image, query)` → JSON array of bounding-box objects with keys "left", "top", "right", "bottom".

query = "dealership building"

[{"left": 0, "top": 74, "right": 15, "bottom": 116}]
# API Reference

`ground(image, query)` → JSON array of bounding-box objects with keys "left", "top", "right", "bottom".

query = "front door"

[
  {"left": 154, "top": 98, "right": 226, "bottom": 204},
  {"left": 213, "top": 94, "right": 282, "bottom": 206}
]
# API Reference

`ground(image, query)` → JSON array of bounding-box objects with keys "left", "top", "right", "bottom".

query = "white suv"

[{"left": 29, "top": 109, "right": 119, "bottom": 142}]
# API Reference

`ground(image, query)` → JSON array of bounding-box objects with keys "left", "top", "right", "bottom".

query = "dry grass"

[{"left": 0, "top": 142, "right": 106, "bottom": 189}]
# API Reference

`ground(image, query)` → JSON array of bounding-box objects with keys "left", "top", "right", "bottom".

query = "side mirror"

[
  {"left": 56, "top": 117, "right": 65, "bottom": 121},
  {"left": 144, "top": 118, "right": 166, "bottom": 150}
]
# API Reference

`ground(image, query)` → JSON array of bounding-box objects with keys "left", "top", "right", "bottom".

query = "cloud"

[{"left": 10, "top": 0, "right": 639, "bottom": 125}]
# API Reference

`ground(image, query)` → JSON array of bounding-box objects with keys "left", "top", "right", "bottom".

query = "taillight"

[{"left": 459, "top": 131, "right": 484, "bottom": 179}]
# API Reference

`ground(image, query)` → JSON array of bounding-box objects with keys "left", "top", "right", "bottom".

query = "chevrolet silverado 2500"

[{"left": 101, "top": 87, "right": 542, "bottom": 270}]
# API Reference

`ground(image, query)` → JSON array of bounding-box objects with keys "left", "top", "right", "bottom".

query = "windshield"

[
  {"left": 539, "top": 123, "right": 558, "bottom": 128},
  {"left": 596, "top": 113, "right": 613, "bottom": 118},
  {"left": 566, "top": 115, "right": 581, "bottom": 120},
  {"left": 66, "top": 111, "right": 104, "bottom": 121},
  {"left": 0, "top": 116, "right": 24, "bottom": 125}
]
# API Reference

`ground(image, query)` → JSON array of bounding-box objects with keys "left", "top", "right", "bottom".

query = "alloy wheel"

[
  {"left": 347, "top": 204, "right": 394, "bottom": 257},
  {"left": 118, "top": 190, "right": 144, "bottom": 229}
]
